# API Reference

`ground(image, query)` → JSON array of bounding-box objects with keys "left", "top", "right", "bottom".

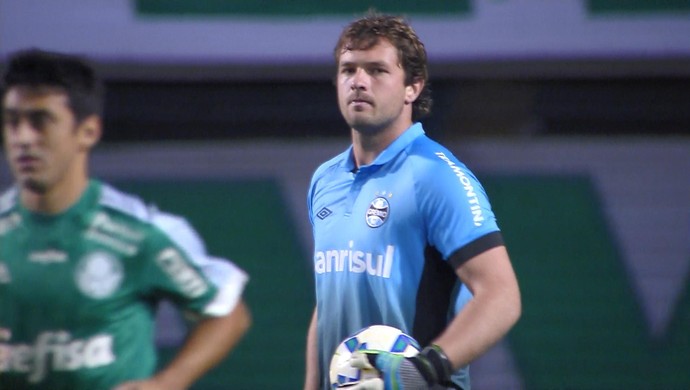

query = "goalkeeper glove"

[{"left": 349, "top": 345, "right": 453, "bottom": 390}]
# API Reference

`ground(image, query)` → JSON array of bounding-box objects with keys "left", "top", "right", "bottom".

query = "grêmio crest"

[{"left": 365, "top": 197, "right": 390, "bottom": 228}]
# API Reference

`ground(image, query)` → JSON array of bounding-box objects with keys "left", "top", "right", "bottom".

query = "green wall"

[
  {"left": 135, "top": 0, "right": 471, "bottom": 16},
  {"left": 587, "top": 0, "right": 690, "bottom": 13},
  {"left": 483, "top": 175, "right": 690, "bottom": 389}
]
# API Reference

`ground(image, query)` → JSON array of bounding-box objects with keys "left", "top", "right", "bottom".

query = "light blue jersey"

[{"left": 308, "top": 123, "right": 504, "bottom": 390}]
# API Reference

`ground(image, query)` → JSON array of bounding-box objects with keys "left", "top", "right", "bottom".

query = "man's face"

[
  {"left": 336, "top": 39, "right": 414, "bottom": 135},
  {"left": 2, "top": 86, "right": 85, "bottom": 194}
]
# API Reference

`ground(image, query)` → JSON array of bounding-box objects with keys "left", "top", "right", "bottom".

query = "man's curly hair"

[{"left": 334, "top": 12, "right": 432, "bottom": 120}]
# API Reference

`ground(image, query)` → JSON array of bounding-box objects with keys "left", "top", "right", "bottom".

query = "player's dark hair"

[
  {"left": 2, "top": 48, "right": 104, "bottom": 123},
  {"left": 334, "top": 11, "right": 432, "bottom": 120}
]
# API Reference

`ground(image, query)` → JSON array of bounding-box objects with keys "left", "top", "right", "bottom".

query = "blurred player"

[
  {"left": 304, "top": 12, "right": 521, "bottom": 390},
  {"left": 0, "top": 48, "right": 251, "bottom": 389}
]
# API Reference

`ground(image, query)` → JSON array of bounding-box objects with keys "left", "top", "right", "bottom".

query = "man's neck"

[
  {"left": 351, "top": 120, "right": 412, "bottom": 167},
  {"left": 21, "top": 177, "right": 89, "bottom": 215}
]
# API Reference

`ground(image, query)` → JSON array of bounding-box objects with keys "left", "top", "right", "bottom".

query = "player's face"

[
  {"left": 336, "top": 39, "right": 419, "bottom": 136},
  {"left": 2, "top": 87, "right": 94, "bottom": 194}
]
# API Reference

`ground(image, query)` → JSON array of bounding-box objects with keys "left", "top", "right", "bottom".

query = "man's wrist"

[{"left": 418, "top": 344, "right": 453, "bottom": 385}]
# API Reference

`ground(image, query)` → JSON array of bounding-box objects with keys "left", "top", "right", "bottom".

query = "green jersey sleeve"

[
  {"left": 138, "top": 209, "right": 248, "bottom": 316},
  {"left": 98, "top": 183, "right": 248, "bottom": 317}
]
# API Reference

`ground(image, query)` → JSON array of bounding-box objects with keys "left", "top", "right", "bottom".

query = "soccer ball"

[{"left": 329, "top": 325, "right": 420, "bottom": 388}]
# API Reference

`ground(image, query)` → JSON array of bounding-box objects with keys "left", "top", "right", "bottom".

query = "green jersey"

[{"left": 0, "top": 180, "right": 248, "bottom": 389}]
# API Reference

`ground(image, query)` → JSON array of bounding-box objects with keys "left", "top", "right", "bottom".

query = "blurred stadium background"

[{"left": 1, "top": 1, "right": 689, "bottom": 388}]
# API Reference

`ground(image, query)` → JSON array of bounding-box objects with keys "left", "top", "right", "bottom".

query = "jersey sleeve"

[
  {"left": 415, "top": 150, "right": 503, "bottom": 266},
  {"left": 141, "top": 209, "right": 248, "bottom": 317}
]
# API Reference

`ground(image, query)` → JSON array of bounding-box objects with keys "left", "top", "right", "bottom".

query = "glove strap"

[{"left": 419, "top": 344, "right": 454, "bottom": 385}]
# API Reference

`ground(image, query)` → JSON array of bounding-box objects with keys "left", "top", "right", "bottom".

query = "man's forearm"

[
  {"left": 154, "top": 300, "right": 252, "bottom": 389},
  {"left": 304, "top": 309, "right": 320, "bottom": 390}
]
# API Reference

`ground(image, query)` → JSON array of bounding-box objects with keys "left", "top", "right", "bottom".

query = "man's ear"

[
  {"left": 77, "top": 115, "right": 102, "bottom": 150},
  {"left": 404, "top": 78, "right": 424, "bottom": 105}
]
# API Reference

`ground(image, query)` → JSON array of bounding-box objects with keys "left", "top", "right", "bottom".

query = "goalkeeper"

[{"left": 304, "top": 11, "right": 522, "bottom": 390}]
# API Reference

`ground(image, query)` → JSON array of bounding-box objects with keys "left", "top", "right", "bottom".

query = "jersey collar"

[
  {"left": 343, "top": 123, "right": 425, "bottom": 172},
  {"left": 17, "top": 180, "right": 100, "bottom": 223}
]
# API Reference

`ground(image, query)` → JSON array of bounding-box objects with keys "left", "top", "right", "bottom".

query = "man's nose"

[{"left": 351, "top": 68, "right": 368, "bottom": 90}]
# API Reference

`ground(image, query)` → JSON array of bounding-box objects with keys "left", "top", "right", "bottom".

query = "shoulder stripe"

[
  {"left": 0, "top": 187, "right": 18, "bottom": 214},
  {"left": 99, "top": 183, "right": 151, "bottom": 221}
]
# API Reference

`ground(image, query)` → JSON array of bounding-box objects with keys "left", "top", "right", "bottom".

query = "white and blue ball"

[{"left": 329, "top": 325, "right": 420, "bottom": 388}]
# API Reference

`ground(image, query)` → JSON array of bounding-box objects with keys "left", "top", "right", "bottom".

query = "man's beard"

[
  {"left": 20, "top": 176, "right": 49, "bottom": 194},
  {"left": 347, "top": 116, "right": 392, "bottom": 136}
]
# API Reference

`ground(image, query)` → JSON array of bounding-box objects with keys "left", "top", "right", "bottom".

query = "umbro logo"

[{"left": 316, "top": 208, "right": 332, "bottom": 220}]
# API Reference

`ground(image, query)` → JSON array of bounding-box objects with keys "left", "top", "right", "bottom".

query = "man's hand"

[{"left": 347, "top": 345, "right": 453, "bottom": 390}]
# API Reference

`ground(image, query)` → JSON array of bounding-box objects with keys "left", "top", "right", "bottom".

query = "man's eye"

[{"left": 27, "top": 113, "right": 48, "bottom": 131}]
